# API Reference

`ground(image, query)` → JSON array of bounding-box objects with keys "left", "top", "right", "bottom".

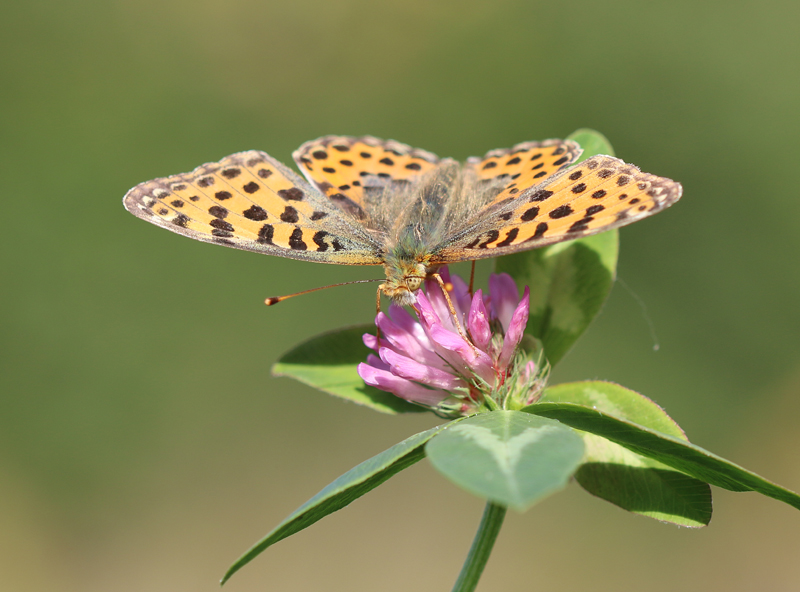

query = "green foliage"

[
  {"left": 568, "top": 128, "right": 616, "bottom": 161},
  {"left": 540, "top": 382, "right": 711, "bottom": 527},
  {"left": 426, "top": 411, "right": 584, "bottom": 512},
  {"left": 221, "top": 422, "right": 449, "bottom": 585},
  {"left": 523, "top": 402, "right": 800, "bottom": 511}
]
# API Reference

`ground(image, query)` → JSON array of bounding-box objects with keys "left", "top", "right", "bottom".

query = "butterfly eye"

[{"left": 406, "top": 276, "right": 423, "bottom": 291}]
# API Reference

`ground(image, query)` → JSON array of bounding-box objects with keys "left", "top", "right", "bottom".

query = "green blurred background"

[{"left": 2, "top": 0, "right": 799, "bottom": 590}]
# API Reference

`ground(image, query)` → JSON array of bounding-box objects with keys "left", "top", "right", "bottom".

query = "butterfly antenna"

[{"left": 265, "top": 279, "right": 384, "bottom": 306}]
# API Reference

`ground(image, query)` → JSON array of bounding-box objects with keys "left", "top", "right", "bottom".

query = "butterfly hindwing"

[
  {"left": 465, "top": 139, "right": 583, "bottom": 209},
  {"left": 433, "top": 154, "right": 682, "bottom": 262},
  {"left": 293, "top": 136, "right": 440, "bottom": 217},
  {"left": 123, "top": 150, "right": 382, "bottom": 265}
]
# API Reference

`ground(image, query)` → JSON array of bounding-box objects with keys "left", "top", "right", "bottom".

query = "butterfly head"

[{"left": 380, "top": 257, "right": 430, "bottom": 306}]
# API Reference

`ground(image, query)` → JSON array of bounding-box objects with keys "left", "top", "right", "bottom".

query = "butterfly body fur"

[{"left": 123, "top": 135, "right": 682, "bottom": 304}]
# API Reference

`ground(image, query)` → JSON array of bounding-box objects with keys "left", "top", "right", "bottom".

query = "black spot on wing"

[
  {"left": 280, "top": 206, "right": 299, "bottom": 223},
  {"left": 522, "top": 222, "right": 548, "bottom": 242},
  {"left": 549, "top": 205, "right": 573, "bottom": 219},
  {"left": 278, "top": 188, "right": 304, "bottom": 201},
  {"left": 312, "top": 231, "right": 329, "bottom": 251},
  {"left": 289, "top": 228, "right": 307, "bottom": 250},
  {"left": 530, "top": 189, "right": 553, "bottom": 202},
  {"left": 173, "top": 214, "right": 190, "bottom": 228},
  {"left": 210, "top": 219, "right": 234, "bottom": 232},
  {"left": 209, "top": 205, "right": 228, "bottom": 218},
  {"left": 568, "top": 218, "right": 593, "bottom": 233},
  {"left": 243, "top": 205, "right": 268, "bottom": 221},
  {"left": 495, "top": 228, "right": 519, "bottom": 247},
  {"left": 257, "top": 224, "right": 274, "bottom": 244}
]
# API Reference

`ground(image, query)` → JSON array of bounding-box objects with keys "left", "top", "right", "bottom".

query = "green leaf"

[
  {"left": 493, "top": 130, "right": 619, "bottom": 366},
  {"left": 542, "top": 381, "right": 686, "bottom": 438},
  {"left": 567, "top": 128, "right": 616, "bottom": 160},
  {"left": 426, "top": 410, "right": 585, "bottom": 512},
  {"left": 272, "top": 325, "right": 424, "bottom": 414},
  {"left": 523, "top": 402, "right": 800, "bottom": 512},
  {"left": 541, "top": 381, "right": 712, "bottom": 527},
  {"left": 221, "top": 422, "right": 451, "bottom": 585}
]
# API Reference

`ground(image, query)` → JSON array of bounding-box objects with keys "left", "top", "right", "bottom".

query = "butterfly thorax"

[{"left": 374, "top": 161, "right": 484, "bottom": 305}]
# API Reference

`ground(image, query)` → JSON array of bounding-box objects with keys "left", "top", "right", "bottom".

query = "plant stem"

[{"left": 451, "top": 502, "right": 507, "bottom": 592}]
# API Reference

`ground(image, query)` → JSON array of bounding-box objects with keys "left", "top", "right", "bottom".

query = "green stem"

[{"left": 451, "top": 502, "right": 507, "bottom": 592}]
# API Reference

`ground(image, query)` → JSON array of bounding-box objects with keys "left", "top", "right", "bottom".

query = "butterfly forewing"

[
  {"left": 433, "top": 154, "right": 682, "bottom": 262},
  {"left": 123, "top": 150, "right": 382, "bottom": 265},
  {"left": 293, "top": 136, "right": 441, "bottom": 216}
]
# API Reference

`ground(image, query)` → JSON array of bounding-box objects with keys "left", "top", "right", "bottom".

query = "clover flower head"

[{"left": 358, "top": 267, "right": 548, "bottom": 416}]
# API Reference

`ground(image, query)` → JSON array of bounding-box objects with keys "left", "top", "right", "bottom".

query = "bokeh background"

[{"left": 2, "top": 0, "right": 799, "bottom": 590}]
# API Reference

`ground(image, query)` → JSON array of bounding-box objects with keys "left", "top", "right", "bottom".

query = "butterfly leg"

[
  {"left": 468, "top": 261, "right": 476, "bottom": 296},
  {"left": 375, "top": 287, "right": 383, "bottom": 340},
  {"left": 431, "top": 273, "right": 478, "bottom": 354}
]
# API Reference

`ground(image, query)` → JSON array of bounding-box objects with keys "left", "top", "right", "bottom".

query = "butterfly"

[{"left": 123, "top": 135, "right": 682, "bottom": 305}]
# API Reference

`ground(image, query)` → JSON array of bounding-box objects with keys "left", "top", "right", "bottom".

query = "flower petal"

[
  {"left": 365, "top": 353, "right": 390, "bottom": 371},
  {"left": 498, "top": 286, "right": 530, "bottom": 369},
  {"left": 363, "top": 333, "right": 379, "bottom": 351},
  {"left": 428, "top": 323, "right": 495, "bottom": 384},
  {"left": 358, "top": 363, "right": 450, "bottom": 405},
  {"left": 467, "top": 289, "right": 492, "bottom": 350},
  {"left": 389, "top": 304, "right": 433, "bottom": 349},
  {"left": 434, "top": 267, "right": 471, "bottom": 317},
  {"left": 379, "top": 347, "right": 465, "bottom": 390},
  {"left": 414, "top": 291, "right": 442, "bottom": 331},
  {"left": 376, "top": 311, "right": 444, "bottom": 368},
  {"left": 488, "top": 273, "right": 520, "bottom": 331},
  {"left": 423, "top": 275, "right": 457, "bottom": 332}
]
